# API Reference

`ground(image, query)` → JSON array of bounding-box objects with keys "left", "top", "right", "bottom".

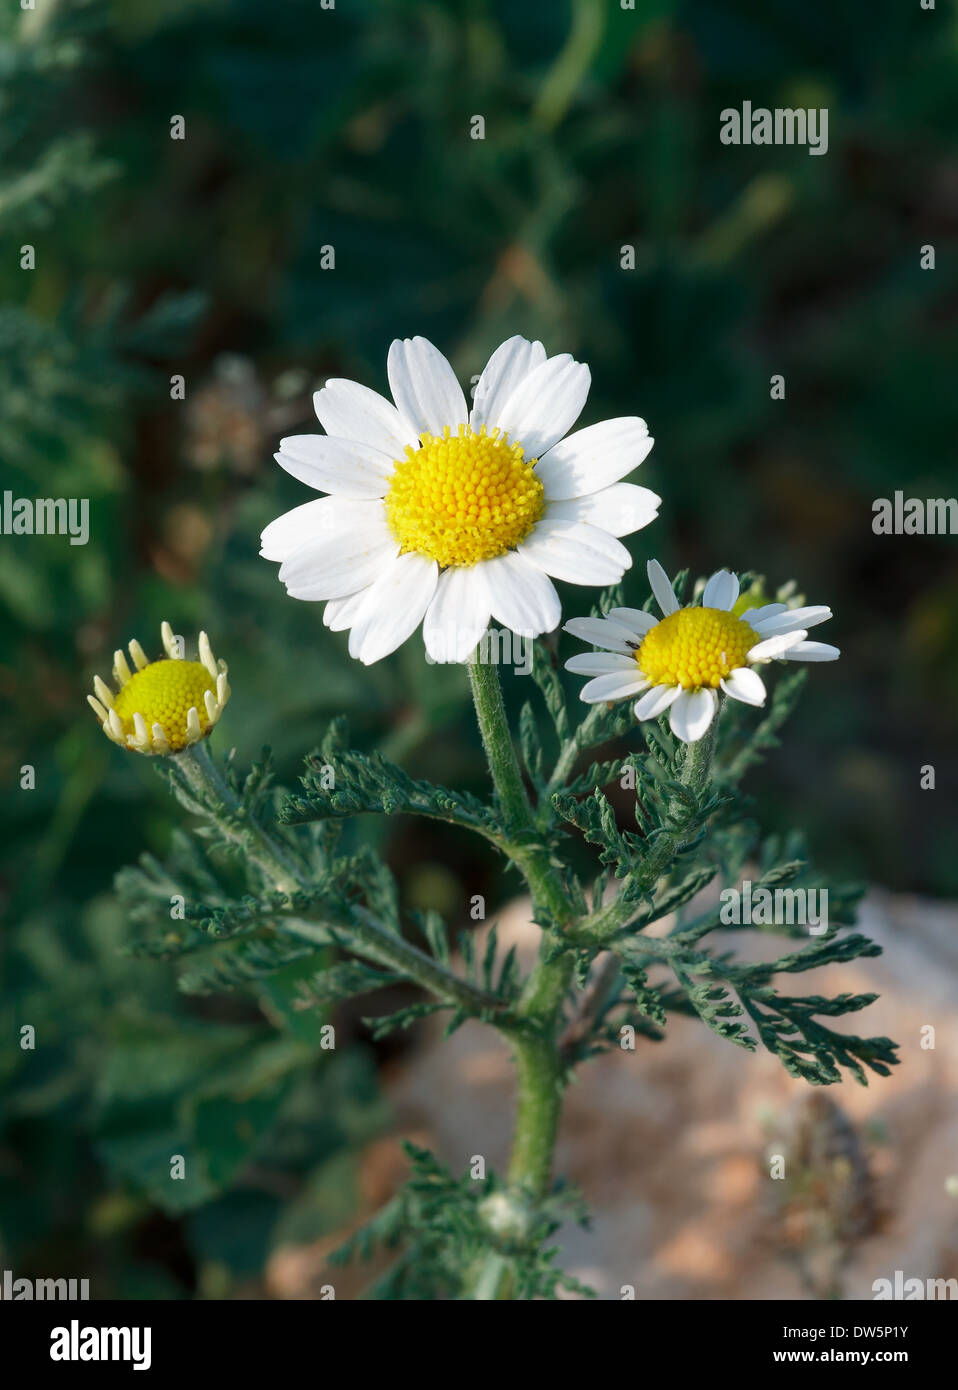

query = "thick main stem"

[{"left": 506, "top": 1032, "right": 566, "bottom": 1193}]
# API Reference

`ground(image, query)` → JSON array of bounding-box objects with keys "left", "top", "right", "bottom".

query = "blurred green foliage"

[{"left": 1, "top": 0, "right": 956, "bottom": 1295}]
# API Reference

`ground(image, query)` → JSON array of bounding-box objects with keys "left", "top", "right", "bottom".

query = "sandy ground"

[{"left": 267, "top": 888, "right": 958, "bottom": 1300}]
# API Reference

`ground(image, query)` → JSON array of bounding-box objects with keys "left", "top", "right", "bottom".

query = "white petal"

[
  {"left": 634, "top": 684, "right": 682, "bottom": 720},
  {"left": 562, "top": 615, "right": 638, "bottom": 655},
  {"left": 387, "top": 337, "right": 467, "bottom": 436},
  {"left": 470, "top": 336, "right": 546, "bottom": 431},
  {"left": 741, "top": 603, "right": 788, "bottom": 627},
  {"left": 747, "top": 630, "right": 808, "bottom": 661},
  {"left": 578, "top": 671, "right": 650, "bottom": 702},
  {"left": 749, "top": 605, "right": 833, "bottom": 636},
  {"left": 482, "top": 551, "right": 561, "bottom": 637},
  {"left": 518, "top": 520, "right": 631, "bottom": 585},
  {"left": 565, "top": 652, "right": 640, "bottom": 675},
  {"left": 669, "top": 688, "right": 718, "bottom": 743},
  {"left": 345, "top": 552, "right": 439, "bottom": 665},
  {"left": 647, "top": 559, "right": 679, "bottom": 616},
  {"left": 323, "top": 589, "right": 372, "bottom": 631},
  {"left": 536, "top": 418, "right": 654, "bottom": 499},
  {"left": 702, "top": 569, "right": 740, "bottom": 611},
  {"left": 276, "top": 435, "right": 393, "bottom": 498},
  {"left": 279, "top": 517, "right": 399, "bottom": 600},
  {"left": 781, "top": 641, "right": 841, "bottom": 662},
  {"left": 606, "top": 606, "right": 658, "bottom": 636},
  {"left": 313, "top": 379, "right": 420, "bottom": 458},
  {"left": 493, "top": 354, "right": 591, "bottom": 459},
  {"left": 720, "top": 666, "right": 767, "bottom": 706},
  {"left": 423, "top": 566, "right": 491, "bottom": 663},
  {"left": 545, "top": 483, "right": 661, "bottom": 538},
  {"left": 260, "top": 497, "right": 383, "bottom": 562}
]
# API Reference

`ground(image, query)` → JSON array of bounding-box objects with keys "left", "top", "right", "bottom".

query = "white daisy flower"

[
  {"left": 563, "top": 559, "right": 839, "bottom": 744},
  {"left": 261, "top": 335, "right": 659, "bottom": 664}
]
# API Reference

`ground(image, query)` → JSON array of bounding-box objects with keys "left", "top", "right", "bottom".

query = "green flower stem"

[
  {"left": 467, "top": 654, "right": 573, "bottom": 930},
  {"left": 170, "top": 742, "right": 499, "bottom": 1018},
  {"left": 466, "top": 653, "right": 536, "bottom": 832},
  {"left": 467, "top": 653, "right": 576, "bottom": 1200},
  {"left": 673, "top": 719, "right": 718, "bottom": 799},
  {"left": 172, "top": 742, "right": 303, "bottom": 895},
  {"left": 505, "top": 1028, "right": 567, "bottom": 1191}
]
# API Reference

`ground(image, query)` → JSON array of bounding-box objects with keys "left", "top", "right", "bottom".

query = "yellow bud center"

[
  {"left": 384, "top": 425, "right": 544, "bottom": 568},
  {"left": 112, "top": 659, "right": 215, "bottom": 751},
  {"left": 637, "top": 608, "right": 757, "bottom": 689}
]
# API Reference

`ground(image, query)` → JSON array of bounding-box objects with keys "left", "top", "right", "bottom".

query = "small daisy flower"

[
  {"left": 87, "top": 622, "right": 230, "bottom": 755},
  {"left": 564, "top": 559, "right": 839, "bottom": 744},
  {"left": 261, "top": 335, "right": 659, "bottom": 664}
]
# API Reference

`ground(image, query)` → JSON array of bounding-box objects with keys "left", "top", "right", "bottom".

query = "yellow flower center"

[
  {"left": 112, "top": 659, "right": 215, "bottom": 751},
  {"left": 637, "top": 608, "right": 757, "bottom": 689},
  {"left": 384, "top": 425, "right": 544, "bottom": 568}
]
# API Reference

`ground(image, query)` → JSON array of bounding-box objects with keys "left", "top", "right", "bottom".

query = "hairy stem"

[
  {"left": 467, "top": 654, "right": 574, "bottom": 929},
  {"left": 506, "top": 1030, "right": 565, "bottom": 1192},
  {"left": 467, "top": 652, "right": 536, "bottom": 833},
  {"left": 172, "top": 742, "right": 304, "bottom": 894},
  {"left": 467, "top": 652, "right": 577, "bottom": 1241}
]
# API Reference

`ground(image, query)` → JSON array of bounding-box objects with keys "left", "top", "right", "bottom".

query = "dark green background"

[{"left": 1, "top": 0, "right": 955, "bottom": 1297}]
